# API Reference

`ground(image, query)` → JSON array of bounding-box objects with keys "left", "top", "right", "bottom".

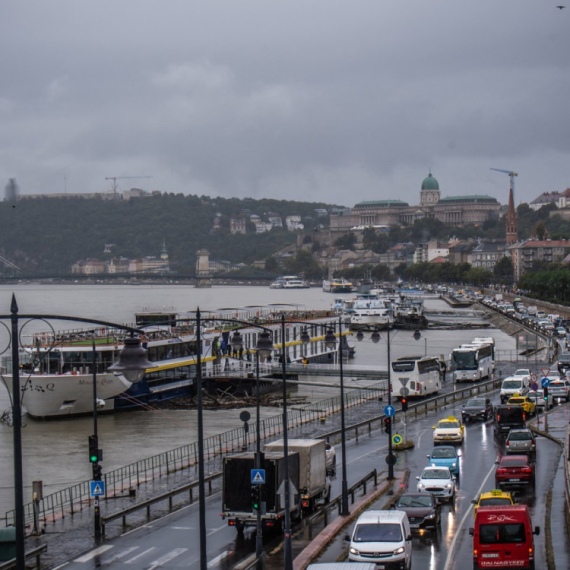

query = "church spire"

[{"left": 506, "top": 187, "right": 517, "bottom": 244}]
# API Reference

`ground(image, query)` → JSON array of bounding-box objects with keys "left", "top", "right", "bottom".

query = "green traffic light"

[{"left": 90, "top": 454, "right": 98, "bottom": 463}]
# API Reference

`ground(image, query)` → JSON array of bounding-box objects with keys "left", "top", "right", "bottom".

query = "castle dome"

[{"left": 421, "top": 172, "right": 439, "bottom": 191}]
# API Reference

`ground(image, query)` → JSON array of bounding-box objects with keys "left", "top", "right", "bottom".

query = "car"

[
  {"left": 493, "top": 404, "right": 527, "bottom": 438},
  {"left": 393, "top": 492, "right": 440, "bottom": 530},
  {"left": 427, "top": 445, "right": 460, "bottom": 476},
  {"left": 506, "top": 395, "right": 536, "bottom": 416},
  {"left": 557, "top": 353, "right": 570, "bottom": 375},
  {"left": 505, "top": 428, "right": 536, "bottom": 456},
  {"left": 531, "top": 389, "right": 552, "bottom": 410},
  {"left": 325, "top": 442, "right": 336, "bottom": 473},
  {"left": 548, "top": 378, "right": 570, "bottom": 402},
  {"left": 347, "top": 510, "right": 413, "bottom": 568},
  {"left": 495, "top": 454, "right": 535, "bottom": 490},
  {"left": 432, "top": 416, "right": 465, "bottom": 444},
  {"left": 471, "top": 489, "right": 514, "bottom": 517},
  {"left": 416, "top": 465, "right": 456, "bottom": 503},
  {"left": 500, "top": 377, "right": 529, "bottom": 403},
  {"left": 462, "top": 397, "right": 493, "bottom": 422},
  {"left": 556, "top": 326, "right": 567, "bottom": 337},
  {"left": 512, "top": 369, "right": 531, "bottom": 383}
]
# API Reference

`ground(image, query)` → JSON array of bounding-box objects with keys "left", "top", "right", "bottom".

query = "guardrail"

[
  {"left": 0, "top": 543, "right": 47, "bottom": 570},
  {"left": 3, "top": 380, "right": 386, "bottom": 527}
]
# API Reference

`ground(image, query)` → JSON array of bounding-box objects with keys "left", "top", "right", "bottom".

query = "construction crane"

[
  {"left": 490, "top": 168, "right": 518, "bottom": 199},
  {"left": 105, "top": 176, "right": 153, "bottom": 199}
]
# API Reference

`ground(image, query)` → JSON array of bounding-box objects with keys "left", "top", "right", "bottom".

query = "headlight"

[
  {"left": 452, "top": 463, "right": 457, "bottom": 468},
  {"left": 425, "top": 513, "right": 435, "bottom": 519},
  {"left": 446, "top": 483, "right": 452, "bottom": 489},
  {"left": 393, "top": 546, "right": 405, "bottom": 555},
  {"left": 418, "top": 483, "right": 425, "bottom": 489},
  {"left": 349, "top": 547, "right": 360, "bottom": 555}
]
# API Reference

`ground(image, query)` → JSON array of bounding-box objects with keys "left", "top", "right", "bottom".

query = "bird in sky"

[{"left": 556, "top": 5, "right": 565, "bottom": 9}]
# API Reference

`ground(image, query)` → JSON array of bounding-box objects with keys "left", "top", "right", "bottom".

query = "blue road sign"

[
  {"left": 392, "top": 434, "right": 403, "bottom": 445},
  {"left": 251, "top": 469, "right": 265, "bottom": 485},
  {"left": 90, "top": 481, "right": 105, "bottom": 497},
  {"left": 541, "top": 377, "right": 550, "bottom": 388},
  {"left": 531, "top": 382, "right": 539, "bottom": 392},
  {"left": 384, "top": 405, "right": 395, "bottom": 417}
]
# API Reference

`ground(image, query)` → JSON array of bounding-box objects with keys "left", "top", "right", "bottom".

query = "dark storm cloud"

[{"left": 1, "top": 0, "right": 569, "bottom": 205}]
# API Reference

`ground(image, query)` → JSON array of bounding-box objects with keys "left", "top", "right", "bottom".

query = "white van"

[
  {"left": 348, "top": 510, "right": 412, "bottom": 569},
  {"left": 307, "top": 564, "right": 377, "bottom": 570}
]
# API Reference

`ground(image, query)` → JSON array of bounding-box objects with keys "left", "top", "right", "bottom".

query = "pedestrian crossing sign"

[
  {"left": 90, "top": 481, "right": 105, "bottom": 497},
  {"left": 251, "top": 469, "right": 265, "bottom": 484}
]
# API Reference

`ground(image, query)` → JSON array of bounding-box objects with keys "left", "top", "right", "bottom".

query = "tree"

[
  {"left": 333, "top": 232, "right": 357, "bottom": 250},
  {"left": 264, "top": 256, "right": 279, "bottom": 273},
  {"left": 282, "top": 249, "right": 322, "bottom": 279},
  {"left": 493, "top": 256, "right": 513, "bottom": 284}
]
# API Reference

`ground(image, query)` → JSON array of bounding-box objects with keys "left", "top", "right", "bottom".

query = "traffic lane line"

[{"left": 73, "top": 545, "right": 113, "bottom": 562}]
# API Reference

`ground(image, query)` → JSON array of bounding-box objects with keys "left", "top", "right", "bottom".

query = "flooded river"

[{"left": 0, "top": 283, "right": 515, "bottom": 518}]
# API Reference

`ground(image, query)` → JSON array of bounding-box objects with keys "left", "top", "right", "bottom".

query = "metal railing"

[{"left": 3, "top": 380, "right": 386, "bottom": 527}]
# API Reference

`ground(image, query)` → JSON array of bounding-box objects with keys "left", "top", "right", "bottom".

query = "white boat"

[
  {"left": 0, "top": 307, "right": 348, "bottom": 418},
  {"left": 322, "top": 278, "right": 354, "bottom": 293},
  {"left": 348, "top": 294, "right": 394, "bottom": 330},
  {"left": 270, "top": 275, "right": 309, "bottom": 289}
]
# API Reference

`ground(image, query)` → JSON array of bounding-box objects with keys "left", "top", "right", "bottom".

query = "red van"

[{"left": 469, "top": 505, "right": 540, "bottom": 569}]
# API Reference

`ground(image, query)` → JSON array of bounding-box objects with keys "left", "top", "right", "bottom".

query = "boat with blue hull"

[{"left": 0, "top": 307, "right": 349, "bottom": 418}]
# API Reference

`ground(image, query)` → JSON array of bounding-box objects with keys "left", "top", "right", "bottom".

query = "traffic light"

[
  {"left": 251, "top": 485, "right": 261, "bottom": 511},
  {"left": 544, "top": 386, "right": 549, "bottom": 401},
  {"left": 88, "top": 435, "right": 99, "bottom": 463},
  {"left": 92, "top": 462, "right": 102, "bottom": 481},
  {"left": 401, "top": 397, "right": 408, "bottom": 412},
  {"left": 384, "top": 417, "right": 392, "bottom": 434}
]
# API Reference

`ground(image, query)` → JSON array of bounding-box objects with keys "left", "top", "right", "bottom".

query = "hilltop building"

[{"left": 329, "top": 172, "right": 501, "bottom": 235}]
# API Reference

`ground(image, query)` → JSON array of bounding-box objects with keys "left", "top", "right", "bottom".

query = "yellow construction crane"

[{"left": 105, "top": 176, "right": 153, "bottom": 199}]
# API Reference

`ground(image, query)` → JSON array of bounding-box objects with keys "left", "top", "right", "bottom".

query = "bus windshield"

[{"left": 453, "top": 351, "right": 477, "bottom": 370}]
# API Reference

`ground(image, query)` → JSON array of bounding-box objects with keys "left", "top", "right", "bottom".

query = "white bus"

[
  {"left": 471, "top": 337, "right": 496, "bottom": 362},
  {"left": 391, "top": 355, "right": 442, "bottom": 398},
  {"left": 451, "top": 342, "right": 494, "bottom": 382}
]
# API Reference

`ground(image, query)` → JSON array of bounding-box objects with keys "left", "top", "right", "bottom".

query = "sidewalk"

[{"left": 530, "top": 402, "right": 570, "bottom": 570}]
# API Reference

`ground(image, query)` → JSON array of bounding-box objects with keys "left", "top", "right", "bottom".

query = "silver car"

[{"left": 505, "top": 428, "right": 536, "bottom": 456}]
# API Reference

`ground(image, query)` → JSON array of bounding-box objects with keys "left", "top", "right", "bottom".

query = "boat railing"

[{"left": 2, "top": 378, "right": 387, "bottom": 528}]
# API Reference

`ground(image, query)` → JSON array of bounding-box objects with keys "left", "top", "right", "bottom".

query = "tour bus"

[
  {"left": 451, "top": 342, "right": 494, "bottom": 383},
  {"left": 391, "top": 355, "right": 442, "bottom": 398},
  {"left": 471, "top": 337, "right": 496, "bottom": 361}
]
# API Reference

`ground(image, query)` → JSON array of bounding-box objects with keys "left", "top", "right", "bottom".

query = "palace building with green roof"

[{"left": 330, "top": 172, "right": 501, "bottom": 233}]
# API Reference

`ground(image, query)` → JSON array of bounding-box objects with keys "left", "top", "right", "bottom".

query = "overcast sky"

[{"left": 1, "top": 0, "right": 569, "bottom": 208}]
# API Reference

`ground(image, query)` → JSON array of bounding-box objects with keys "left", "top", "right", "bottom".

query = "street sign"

[
  {"left": 541, "top": 368, "right": 551, "bottom": 378},
  {"left": 240, "top": 411, "right": 251, "bottom": 422},
  {"left": 277, "top": 480, "right": 298, "bottom": 497},
  {"left": 90, "top": 481, "right": 105, "bottom": 497},
  {"left": 541, "top": 377, "right": 550, "bottom": 388},
  {"left": 392, "top": 434, "right": 403, "bottom": 445},
  {"left": 399, "top": 377, "right": 410, "bottom": 387},
  {"left": 251, "top": 469, "right": 265, "bottom": 484},
  {"left": 384, "top": 405, "right": 395, "bottom": 417},
  {"left": 531, "top": 382, "right": 539, "bottom": 392},
  {"left": 385, "top": 453, "right": 397, "bottom": 466},
  {"left": 399, "top": 387, "right": 410, "bottom": 397}
]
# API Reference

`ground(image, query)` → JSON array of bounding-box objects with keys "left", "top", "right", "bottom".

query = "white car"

[
  {"left": 416, "top": 466, "right": 456, "bottom": 503},
  {"left": 325, "top": 442, "right": 336, "bottom": 473},
  {"left": 512, "top": 369, "right": 531, "bottom": 383}
]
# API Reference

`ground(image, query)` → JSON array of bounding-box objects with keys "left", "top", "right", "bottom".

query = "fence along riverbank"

[{"left": 3, "top": 379, "right": 387, "bottom": 528}]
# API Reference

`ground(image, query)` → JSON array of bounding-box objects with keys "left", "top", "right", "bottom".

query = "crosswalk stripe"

[
  {"left": 124, "top": 547, "right": 156, "bottom": 564},
  {"left": 74, "top": 545, "right": 113, "bottom": 562},
  {"left": 148, "top": 548, "right": 187, "bottom": 568},
  {"left": 207, "top": 551, "right": 230, "bottom": 568}
]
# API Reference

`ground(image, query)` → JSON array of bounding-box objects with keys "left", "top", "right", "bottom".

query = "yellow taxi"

[
  {"left": 432, "top": 416, "right": 465, "bottom": 444},
  {"left": 506, "top": 394, "right": 537, "bottom": 416},
  {"left": 472, "top": 489, "right": 514, "bottom": 517}
]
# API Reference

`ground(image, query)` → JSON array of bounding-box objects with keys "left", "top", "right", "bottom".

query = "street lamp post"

[
  {"left": 300, "top": 319, "right": 349, "bottom": 514},
  {"left": 3, "top": 295, "right": 152, "bottom": 570}
]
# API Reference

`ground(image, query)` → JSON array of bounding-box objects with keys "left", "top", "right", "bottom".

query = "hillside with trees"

[{"left": 0, "top": 193, "right": 335, "bottom": 276}]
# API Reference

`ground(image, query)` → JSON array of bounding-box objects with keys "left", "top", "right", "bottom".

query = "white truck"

[{"left": 264, "top": 438, "right": 331, "bottom": 511}]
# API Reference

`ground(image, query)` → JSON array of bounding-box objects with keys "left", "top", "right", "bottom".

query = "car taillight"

[
  {"left": 523, "top": 412, "right": 526, "bottom": 421},
  {"left": 505, "top": 441, "right": 510, "bottom": 447},
  {"left": 522, "top": 468, "right": 532, "bottom": 473},
  {"left": 497, "top": 468, "right": 507, "bottom": 474}
]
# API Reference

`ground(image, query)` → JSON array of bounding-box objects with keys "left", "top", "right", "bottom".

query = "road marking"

[
  {"left": 148, "top": 548, "right": 187, "bottom": 569},
  {"left": 74, "top": 545, "right": 113, "bottom": 562},
  {"left": 442, "top": 460, "right": 496, "bottom": 570},
  {"left": 102, "top": 546, "right": 139, "bottom": 564},
  {"left": 207, "top": 551, "right": 230, "bottom": 567},
  {"left": 124, "top": 547, "right": 156, "bottom": 564},
  {"left": 207, "top": 522, "right": 230, "bottom": 536},
  {"left": 171, "top": 526, "right": 195, "bottom": 530}
]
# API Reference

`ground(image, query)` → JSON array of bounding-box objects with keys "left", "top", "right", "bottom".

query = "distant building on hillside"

[
  {"left": 507, "top": 239, "right": 570, "bottom": 280},
  {"left": 529, "top": 191, "right": 561, "bottom": 211},
  {"left": 471, "top": 241, "right": 506, "bottom": 270},
  {"left": 229, "top": 215, "right": 247, "bottom": 234},
  {"left": 4, "top": 178, "right": 19, "bottom": 202}
]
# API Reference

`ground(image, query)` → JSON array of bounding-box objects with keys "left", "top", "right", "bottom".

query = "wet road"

[{"left": 56, "top": 389, "right": 563, "bottom": 570}]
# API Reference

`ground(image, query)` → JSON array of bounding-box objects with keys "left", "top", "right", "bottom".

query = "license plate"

[
  {"left": 410, "top": 524, "right": 419, "bottom": 528},
  {"left": 482, "top": 553, "right": 499, "bottom": 558},
  {"left": 378, "top": 566, "right": 385, "bottom": 570},
  {"left": 509, "top": 478, "right": 520, "bottom": 482}
]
